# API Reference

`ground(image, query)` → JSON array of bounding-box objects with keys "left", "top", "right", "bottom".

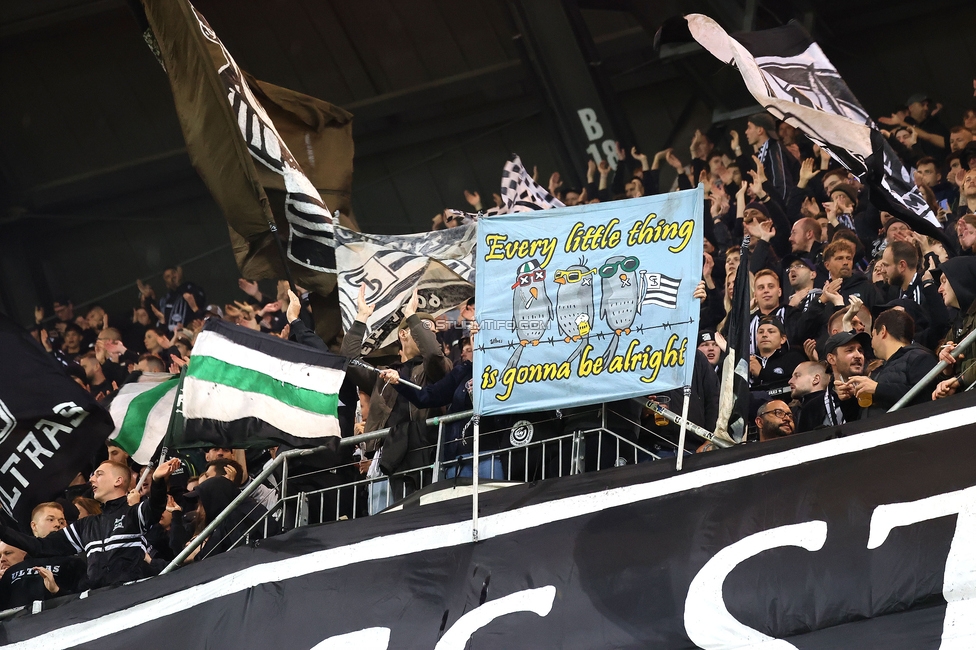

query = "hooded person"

[
  {"left": 177, "top": 477, "right": 264, "bottom": 562},
  {"left": 932, "top": 257, "right": 976, "bottom": 398}
]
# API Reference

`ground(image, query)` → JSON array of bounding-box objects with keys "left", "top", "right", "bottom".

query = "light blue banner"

[{"left": 472, "top": 187, "right": 704, "bottom": 415}]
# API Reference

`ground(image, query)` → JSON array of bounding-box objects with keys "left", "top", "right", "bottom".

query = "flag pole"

[
  {"left": 675, "top": 385, "right": 692, "bottom": 471},
  {"left": 472, "top": 414, "right": 480, "bottom": 542},
  {"left": 267, "top": 218, "right": 299, "bottom": 296},
  {"left": 159, "top": 365, "right": 188, "bottom": 465}
]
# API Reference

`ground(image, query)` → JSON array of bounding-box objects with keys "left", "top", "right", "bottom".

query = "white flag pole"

[
  {"left": 676, "top": 385, "right": 692, "bottom": 471},
  {"left": 472, "top": 415, "right": 480, "bottom": 542}
]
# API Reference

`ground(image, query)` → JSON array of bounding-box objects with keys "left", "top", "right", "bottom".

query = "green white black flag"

[
  {"left": 108, "top": 373, "right": 179, "bottom": 465},
  {"left": 178, "top": 320, "right": 347, "bottom": 449}
]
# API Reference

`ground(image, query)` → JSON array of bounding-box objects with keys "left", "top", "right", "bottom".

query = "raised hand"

[
  {"left": 136, "top": 279, "right": 155, "bottom": 300},
  {"left": 238, "top": 278, "right": 261, "bottom": 298},
  {"left": 463, "top": 190, "right": 482, "bottom": 210},
  {"left": 286, "top": 290, "right": 302, "bottom": 323},
  {"left": 631, "top": 147, "right": 649, "bottom": 170},
  {"left": 547, "top": 173, "right": 562, "bottom": 195},
  {"left": 586, "top": 159, "right": 598, "bottom": 182},
  {"left": 729, "top": 130, "right": 740, "bottom": 152},
  {"left": 150, "top": 303, "right": 165, "bottom": 325},
  {"left": 402, "top": 288, "right": 420, "bottom": 318},
  {"left": 34, "top": 306, "right": 44, "bottom": 325},
  {"left": 801, "top": 196, "right": 821, "bottom": 218},
  {"left": 664, "top": 149, "right": 684, "bottom": 172},
  {"left": 182, "top": 292, "right": 199, "bottom": 313},
  {"left": 798, "top": 158, "right": 819, "bottom": 188},
  {"left": 356, "top": 284, "right": 375, "bottom": 322},
  {"left": 153, "top": 458, "right": 183, "bottom": 481},
  {"left": 803, "top": 338, "right": 819, "bottom": 362}
]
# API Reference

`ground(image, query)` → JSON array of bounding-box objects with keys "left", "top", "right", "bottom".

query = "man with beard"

[
  {"left": 755, "top": 400, "right": 795, "bottom": 443},
  {"left": 825, "top": 330, "right": 871, "bottom": 422},
  {"left": 819, "top": 240, "right": 878, "bottom": 311},
  {"left": 784, "top": 255, "right": 822, "bottom": 313},
  {"left": 880, "top": 240, "right": 949, "bottom": 349},
  {"left": 789, "top": 361, "right": 844, "bottom": 432},
  {"left": 138, "top": 266, "right": 207, "bottom": 333}
]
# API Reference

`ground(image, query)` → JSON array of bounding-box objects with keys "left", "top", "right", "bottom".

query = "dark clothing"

[
  {"left": 342, "top": 315, "right": 452, "bottom": 454},
  {"left": 794, "top": 389, "right": 845, "bottom": 433},
  {"left": 154, "top": 281, "right": 206, "bottom": 332},
  {"left": 863, "top": 344, "right": 939, "bottom": 416},
  {"left": 0, "top": 480, "right": 167, "bottom": 590},
  {"left": 657, "top": 351, "right": 722, "bottom": 452},
  {"left": 836, "top": 272, "right": 879, "bottom": 311},
  {"left": 0, "top": 555, "right": 86, "bottom": 609},
  {"left": 897, "top": 273, "right": 950, "bottom": 350},
  {"left": 752, "top": 347, "right": 807, "bottom": 391}
]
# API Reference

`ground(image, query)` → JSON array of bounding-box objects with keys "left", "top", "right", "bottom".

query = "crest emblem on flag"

[{"left": 641, "top": 272, "right": 681, "bottom": 310}]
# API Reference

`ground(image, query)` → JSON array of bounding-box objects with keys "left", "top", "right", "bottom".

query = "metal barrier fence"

[{"left": 194, "top": 403, "right": 679, "bottom": 561}]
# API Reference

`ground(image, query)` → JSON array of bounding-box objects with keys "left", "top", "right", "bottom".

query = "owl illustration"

[
  {"left": 554, "top": 261, "right": 595, "bottom": 364},
  {"left": 505, "top": 259, "right": 553, "bottom": 372},
  {"left": 598, "top": 255, "right": 645, "bottom": 364}
]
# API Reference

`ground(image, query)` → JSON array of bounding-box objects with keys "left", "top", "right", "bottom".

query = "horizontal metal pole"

[{"left": 163, "top": 409, "right": 476, "bottom": 573}]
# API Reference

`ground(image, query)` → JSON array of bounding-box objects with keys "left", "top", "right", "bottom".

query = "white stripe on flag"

[
  {"left": 181, "top": 377, "right": 340, "bottom": 438},
  {"left": 131, "top": 385, "right": 178, "bottom": 465},
  {"left": 192, "top": 330, "right": 345, "bottom": 394}
]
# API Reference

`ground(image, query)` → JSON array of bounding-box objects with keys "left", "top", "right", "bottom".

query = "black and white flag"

[
  {"left": 499, "top": 155, "right": 564, "bottom": 213},
  {"left": 0, "top": 315, "right": 114, "bottom": 523},
  {"left": 445, "top": 154, "right": 565, "bottom": 222},
  {"left": 640, "top": 272, "right": 680, "bottom": 309},
  {"left": 335, "top": 225, "right": 476, "bottom": 355},
  {"left": 682, "top": 15, "right": 946, "bottom": 243}
]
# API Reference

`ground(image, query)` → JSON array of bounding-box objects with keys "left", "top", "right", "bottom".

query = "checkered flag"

[{"left": 499, "top": 155, "right": 564, "bottom": 213}]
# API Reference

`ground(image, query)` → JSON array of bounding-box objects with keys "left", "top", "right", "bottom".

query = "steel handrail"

[
  {"left": 161, "top": 409, "right": 476, "bottom": 574},
  {"left": 888, "top": 328, "right": 976, "bottom": 412}
]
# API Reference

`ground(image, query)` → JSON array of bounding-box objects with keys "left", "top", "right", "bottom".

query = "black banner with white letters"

[
  {"left": 0, "top": 315, "right": 114, "bottom": 524},
  {"left": 3, "top": 393, "right": 976, "bottom": 648}
]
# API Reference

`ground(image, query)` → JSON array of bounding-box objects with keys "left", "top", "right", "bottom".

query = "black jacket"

[
  {"left": 794, "top": 389, "right": 845, "bottom": 433},
  {"left": 0, "top": 479, "right": 166, "bottom": 589},
  {"left": 863, "top": 344, "right": 939, "bottom": 417},
  {"left": 0, "top": 555, "right": 86, "bottom": 608}
]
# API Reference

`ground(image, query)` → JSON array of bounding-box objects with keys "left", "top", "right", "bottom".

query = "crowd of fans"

[{"left": 4, "top": 86, "right": 976, "bottom": 611}]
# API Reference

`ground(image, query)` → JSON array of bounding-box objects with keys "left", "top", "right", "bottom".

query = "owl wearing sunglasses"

[
  {"left": 505, "top": 259, "right": 553, "bottom": 372},
  {"left": 553, "top": 260, "right": 595, "bottom": 364},
  {"left": 598, "top": 255, "right": 644, "bottom": 364}
]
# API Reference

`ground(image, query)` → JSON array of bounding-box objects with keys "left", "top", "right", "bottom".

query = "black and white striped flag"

[
  {"left": 677, "top": 15, "right": 946, "bottom": 244},
  {"left": 640, "top": 272, "right": 681, "bottom": 309},
  {"left": 335, "top": 225, "right": 475, "bottom": 355}
]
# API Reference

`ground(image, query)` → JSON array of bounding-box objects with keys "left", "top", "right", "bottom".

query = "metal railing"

[
  {"left": 225, "top": 409, "right": 665, "bottom": 544},
  {"left": 160, "top": 409, "right": 473, "bottom": 574},
  {"left": 888, "top": 328, "right": 976, "bottom": 412},
  {"left": 167, "top": 402, "right": 690, "bottom": 569}
]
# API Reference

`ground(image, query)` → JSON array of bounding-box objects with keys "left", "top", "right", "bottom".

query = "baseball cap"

[
  {"left": 823, "top": 330, "right": 871, "bottom": 356},
  {"left": 782, "top": 254, "right": 816, "bottom": 272},
  {"left": 905, "top": 93, "right": 929, "bottom": 106}
]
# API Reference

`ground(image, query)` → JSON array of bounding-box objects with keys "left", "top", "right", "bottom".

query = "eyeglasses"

[
  {"left": 554, "top": 269, "right": 595, "bottom": 283},
  {"left": 511, "top": 269, "right": 546, "bottom": 289},
  {"left": 598, "top": 256, "right": 639, "bottom": 278},
  {"left": 760, "top": 408, "right": 793, "bottom": 420}
]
